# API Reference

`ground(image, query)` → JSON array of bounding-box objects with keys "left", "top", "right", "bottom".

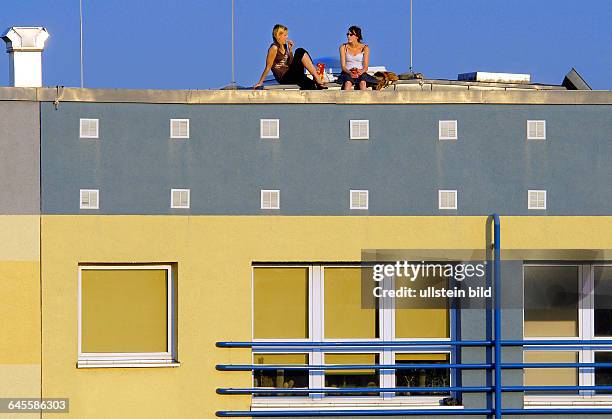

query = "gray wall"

[
  {"left": 0, "top": 101, "right": 40, "bottom": 214},
  {"left": 41, "top": 102, "right": 612, "bottom": 215}
]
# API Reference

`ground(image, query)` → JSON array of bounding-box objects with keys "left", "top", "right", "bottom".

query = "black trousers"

[{"left": 279, "top": 48, "right": 319, "bottom": 90}]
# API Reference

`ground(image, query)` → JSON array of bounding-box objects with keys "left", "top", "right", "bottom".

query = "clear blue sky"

[{"left": 1, "top": 0, "right": 610, "bottom": 89}]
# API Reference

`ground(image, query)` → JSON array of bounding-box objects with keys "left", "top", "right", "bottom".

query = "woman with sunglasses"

[
  {"left": 337, "top": 26, "right": 378, "bottom": 90},
  {"left": 254, "top": 24, "right": 326, "bottom": 90}
]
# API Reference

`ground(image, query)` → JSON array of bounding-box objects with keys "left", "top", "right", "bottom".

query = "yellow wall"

[
  {"left": 39, "top": 215, "right": 612, "bottom": 418},
  {"left": 0, "top": 216, "right": 40, "bottom": 419}
]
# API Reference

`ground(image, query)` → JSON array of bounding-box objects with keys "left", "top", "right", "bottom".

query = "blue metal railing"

[
  {"left": 215, "top": 215, "right": 612, "bottom": 417},
  {"left": 217, "top": 410, "right": 495, "bottom": 417},
  {"left": 218, "top": 386, "right": 492, "bottom": 395},
  {"left": 216, "top": 340, "right": 493, "bottom": 348},
  {"left": 217, "top": 363, "right": 493, "bottom": 371},
  {"left": 493, "top": 214, "right": 502, "bottom": 419}
]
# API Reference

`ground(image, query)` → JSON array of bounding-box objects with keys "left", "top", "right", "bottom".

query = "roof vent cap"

[{"left": 2, "top": 27, "right": 49, "bottom": 52}]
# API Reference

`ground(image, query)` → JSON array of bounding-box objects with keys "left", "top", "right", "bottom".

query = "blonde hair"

[{"left": 272, "top": 24, "right": 288, "bottom": 44}]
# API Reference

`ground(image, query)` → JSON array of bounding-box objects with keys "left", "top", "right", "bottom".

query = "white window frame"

[
  {"left": 350, "top": 190, "right": 369, "bottom": 210},
  {"left": 170, "top": 188, "right": 191, "bottom": 209},
  {"left": 251, "top": 264, "right": 454, "bottom": 409},
  {"left": 438, "top": 120, "right": 458, "bottom": 140},
  {"left": 260, "top": 119, "right": 280, "bottom": 139},
  {"left": 527, "top": 120, "right": 546, "bottom": 140},
  {"left": 79, "top": 189, "right": 99, "bottom": 210},
  {"left": 79, "top": 118, "right": 99, "bottom": 139},
  {"left": 350, "top": 120, "right": 370, "bottom": 140},
  {"left": 260, "top": 190, "right": 280, "bottom": 210},
  {"left": 77, "top": 265, "right": 178, "bottom": 368},
  {"left": 527, "top": 190, "right": 547, "bottom": 210},
  {"left": 438, "top": 190, "right": 458, "bottom": 210},
  {"left": 523, "top": 263, "right": 612, "bottom": 406},
  {"left": 170, "top": 119, "right": 190, "bottom": 139}
]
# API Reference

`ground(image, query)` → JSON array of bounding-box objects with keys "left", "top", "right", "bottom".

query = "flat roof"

[{"left": 0, "top": 86, "right": 610, "bottom": 105}]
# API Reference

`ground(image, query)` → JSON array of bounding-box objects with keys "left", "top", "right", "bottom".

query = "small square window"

[
  {"left": 528, "top": 190, "right": 546, "bottom": 210},
  {"left": 350, "top": 120, "right": 369, "bottom": 140},
  {"left": 260, "top": 119, "right": 279, "bottom": 139},
  {"left": 80, "top": 189, "right": 99, "bottom": 209},
  {"left": 438, "top": 190, "right": 457, "bottom": 210},
  {"left": 438, "top": 120, "right": 457, "bottom": 140},
  {"left": 527, "top": 120, "right": 546, "bottom": 140},
  {"left": 350, "top": 190, "right": 369, "bottom": 209},
  {"left": 170, "top": 119, "right": 189, "bottom": 139},
  {"left": 80, "top": 118, "right": 99, "bottom": 139},
  {"left": 171, "top": 189, "right": 190, "bottom": 209},
  {"left": 261, "top": 190, "right": 280, "bottom": 209}
]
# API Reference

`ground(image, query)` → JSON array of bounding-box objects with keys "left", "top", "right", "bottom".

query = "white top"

[{"left": 345, "top": 44, "right": 365, "bottom": 70}]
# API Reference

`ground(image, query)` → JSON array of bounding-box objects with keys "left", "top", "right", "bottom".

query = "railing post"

[{"left": 493, "top": 214, "right": 502, "bottom": 419}]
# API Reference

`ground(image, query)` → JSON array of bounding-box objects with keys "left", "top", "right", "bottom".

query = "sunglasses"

[{"left": 346, "top": 32, "right": 356, "bottom": 36}]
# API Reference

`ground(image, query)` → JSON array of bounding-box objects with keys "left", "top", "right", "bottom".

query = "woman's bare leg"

[
  {"left": 343, "top": 81, "right": 353, "bottom": 90},
  {"left": 359, "top": 80, "right": 367, "bottom": 90},
  {"left": 300, "top": 53, "right": 324, "bottom": 84}
]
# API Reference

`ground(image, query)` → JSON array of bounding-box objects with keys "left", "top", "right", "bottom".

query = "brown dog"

[{"left": 374, "top": 71, "right": 399, "bottom": 90}]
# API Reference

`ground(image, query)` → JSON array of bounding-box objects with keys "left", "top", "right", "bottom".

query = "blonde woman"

[
  {"left": 337, "top": 26, "right": 378, "bottom": 90},
  {"left": 254, "top": 24, "right": 326, "bottom": 90}
]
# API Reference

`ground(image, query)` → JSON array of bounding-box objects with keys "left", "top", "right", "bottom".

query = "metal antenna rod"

[
  {"left": 79, "top": 0, "right": 84, "bottom": 87},
  {"left": 231, "top": 0, "right": 236, "bottom": 86},
  {"left": 409, "top": 0, "right": 413, "bottom": 72}
]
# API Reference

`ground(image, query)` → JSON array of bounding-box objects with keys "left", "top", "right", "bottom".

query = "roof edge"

[{"left": 0, "top": 87, "right": 611, "bottom": 105}]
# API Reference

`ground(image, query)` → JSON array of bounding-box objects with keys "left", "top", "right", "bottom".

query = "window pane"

[
  {"left": 595, "top": 352, "right": 612, "bottom": 394},
  {"left": 253, "top": 268, "right": 308, "bottom": 339},
  {"left": 325, "top": 353, "right": 379, "bottom": 396},
  {"left": 524, "top": 266, "right": 579, "bottom": 337},
  {"left": 253, "top": 353, "right": 309, "bottom": 396},
  {"left": 524, "top": 351, "right": 578, "bottom": 394},
  {"left": 594, "top": 267, "right": 612, "bottom": 336},
  {"left": 324, "top": 267, "right": 378, "bottom": 339},
  {"left": 395, "top": 353, "right": 450, "bottom": 396},
  {"left": 81, "top": 268, "right": 168, "bottom": 353},
  {"left": 395, "top": 274, "right": 449, "bottom": 338}
]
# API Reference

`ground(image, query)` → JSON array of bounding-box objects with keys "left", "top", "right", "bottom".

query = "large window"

[
  {"left": 78, "top": 265, "right": 177, "bottom": 367},
  {"left": 252, "top": 265, "right": 451, "bottom": 404},
  {"left": 523, "top": 264, "right": 612, "bottom": 401}
]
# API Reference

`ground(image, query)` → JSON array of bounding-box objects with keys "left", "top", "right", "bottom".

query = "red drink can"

[{"left": 316, "top": 63, "right": 325, "bottom": 77}]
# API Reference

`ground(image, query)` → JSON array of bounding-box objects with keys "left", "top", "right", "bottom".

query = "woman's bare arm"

[
  {"left": 360, "top": 45, "right": 370, "bottom": 75},
  {"left": 254, "top": 45, "right": 277, "bottom": 88},
  {"left": 339, "top": 44, "right": 349, "bottom": 74}
]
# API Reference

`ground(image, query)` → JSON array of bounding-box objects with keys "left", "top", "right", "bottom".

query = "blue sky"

[{"left": 1, "top": 0, "right": 610, "bottom": 89}]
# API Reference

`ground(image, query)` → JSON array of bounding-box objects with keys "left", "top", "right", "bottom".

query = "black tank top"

[{"left": 271, "top": 43, "right": 293, "bottom": 81}]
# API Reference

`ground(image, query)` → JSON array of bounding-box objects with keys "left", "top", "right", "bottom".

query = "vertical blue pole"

[{"left": 493, "top": 214, "right": 501, "bottom": 419}]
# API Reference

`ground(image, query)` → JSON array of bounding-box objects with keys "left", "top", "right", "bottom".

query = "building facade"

[{"left": 1, "top": 85, "right": 612, "bottom": 418}]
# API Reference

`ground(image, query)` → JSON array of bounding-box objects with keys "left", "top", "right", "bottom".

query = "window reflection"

[
  {"left": 395, "top": 353, "right": 450, "bottom": 396},
  {"left": 595, "top": 352, "right": 612, "bottom": 394},
  {"left": 594, "top": 267, "right": 612, "bottom": 336},
  {"left": 524, "top": 266, "right": 579, "bottom": 337},
  {"left": 253, "top": 354, "right": 309, "bottom": 397},
  {"left": 325, "top": 353, "right": 379, "bottom": 396}
]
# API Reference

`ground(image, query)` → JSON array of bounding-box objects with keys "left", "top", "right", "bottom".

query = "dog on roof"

[{"left": 374, "top": 71, "right": 399, "bottom": 90}]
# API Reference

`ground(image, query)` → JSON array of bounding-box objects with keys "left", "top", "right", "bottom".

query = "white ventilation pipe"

[{"left": 2, "top": 27, "right": 50, "bottom": 87}]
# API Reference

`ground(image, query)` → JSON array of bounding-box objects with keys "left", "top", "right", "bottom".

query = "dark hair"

[{"left": 348, "top": 26, "right": 363, "bottom": 42}]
